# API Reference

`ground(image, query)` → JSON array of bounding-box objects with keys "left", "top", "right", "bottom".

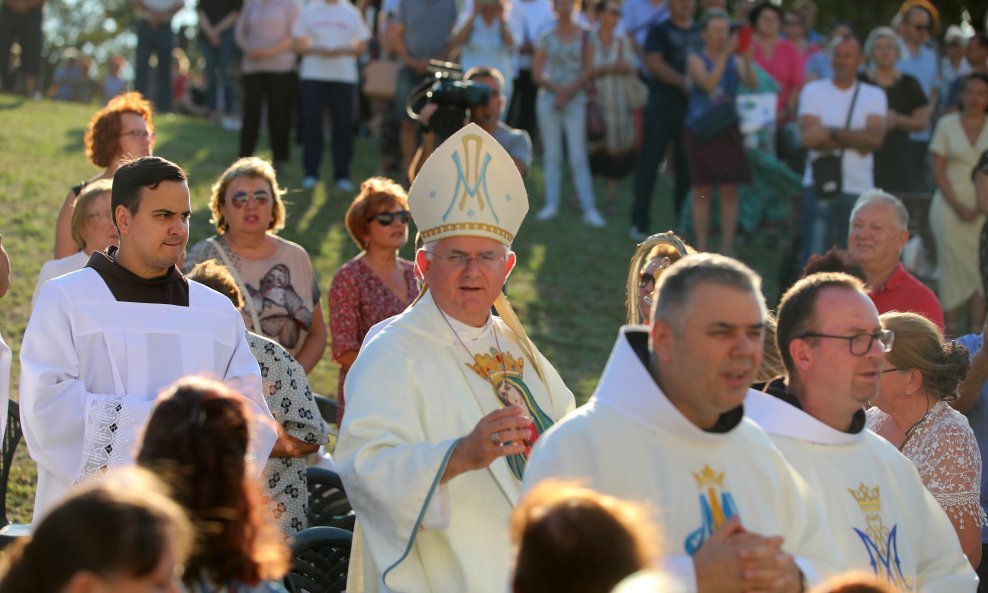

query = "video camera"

[{"left": 407, "top": 60, "right": 492, "bottom": 142}]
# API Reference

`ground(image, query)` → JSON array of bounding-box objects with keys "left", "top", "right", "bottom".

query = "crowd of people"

[{"left": 4, "top": 0, "right": 988, "bottom": 592}]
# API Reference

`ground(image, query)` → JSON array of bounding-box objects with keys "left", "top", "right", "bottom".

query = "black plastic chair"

[
  {"left": 0, "top": 400, "right": 31, "bottom": 549},
  {"left": 284, "top": 526, "right": 352, "bottom": 593},
  {"left": 313, "top": 394, "right": 339, "bottom": 436},
  {"left": 306, "top": 467, "right": 355, "bottom": 531}
]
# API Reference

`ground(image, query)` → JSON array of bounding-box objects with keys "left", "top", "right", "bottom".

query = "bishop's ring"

[{"left": 490, "top": 432, "right": 500, "bottom": 445}]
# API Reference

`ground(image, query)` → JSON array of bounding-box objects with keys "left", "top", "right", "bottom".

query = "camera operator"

[{"left": 409, "top": 66, "right": 533, "bottom": 182}]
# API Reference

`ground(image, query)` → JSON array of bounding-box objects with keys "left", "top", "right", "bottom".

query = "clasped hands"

[{"left": 694, "top": 516, "right": 803, "bottom": 593}]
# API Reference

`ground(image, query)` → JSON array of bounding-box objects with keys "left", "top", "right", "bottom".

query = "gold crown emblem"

[
  {"left": 468, "top": 348, "right": 524, "bottom": 385},
  {"left": 692, "top": 465, "right": 726, "bottom": 489},
  {"left": 848, "top": 483, "right": 882, "bottom": 514}
]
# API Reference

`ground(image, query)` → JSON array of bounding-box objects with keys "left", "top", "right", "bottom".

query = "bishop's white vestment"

[
  {"left": 20, "top": 254, "right": 278, "bottom": 521},
  {"left": 523, "top": 327, "right": 843, "bottom": 592},
  {"left": 336, "top": 290, "right": 575, "bottom": 593},
  {"left": 745, "top": 388, "right": 978, "bottom": 592}
]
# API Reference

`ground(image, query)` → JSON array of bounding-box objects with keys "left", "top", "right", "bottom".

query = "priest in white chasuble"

[
  {"left": 20, "top": 156, "right": 277, "bottom": 522},
  {"left": 746, "top": 272, "right": 977, "bottom": 592},
  {"left": 524, "top": 254, "right": 843, "bottom": 593},
  {"left": 336, "top": 123, "right": 575, "bottom": 593}
]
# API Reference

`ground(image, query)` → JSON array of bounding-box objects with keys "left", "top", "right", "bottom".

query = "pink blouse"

[{"left": 753, "top": 38, "right": 804, "bottom": 122}]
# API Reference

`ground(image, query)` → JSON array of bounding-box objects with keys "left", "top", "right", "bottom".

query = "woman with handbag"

[
  {"left": 587, "top": 0, "right": 641, "bottom": 214},
  {"left": 532, "top": 0, "right": 606, "bottom": 228},
  {"left": 684, "top": 8, "right": 756, "bottom": 255},
  {"left": 183, "top": 157, "right": 328, "bottom": 374}
]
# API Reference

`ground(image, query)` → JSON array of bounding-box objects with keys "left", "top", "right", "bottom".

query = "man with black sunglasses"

[{"left": 746, "top": 271, "right": 977, "bottom": 590}]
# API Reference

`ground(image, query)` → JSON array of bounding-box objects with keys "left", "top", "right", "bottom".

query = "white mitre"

[{"left": 408, "top": 122, "right": 528, "bottom": 246}]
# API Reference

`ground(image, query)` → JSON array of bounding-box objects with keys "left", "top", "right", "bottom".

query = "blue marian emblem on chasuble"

[
  {"left": 442, "top": 133, "right": 499, "bottom": 224},
  {"left": 684, "top": 465, "right": 738, "bottom": 554},
  {"left": 849, "top": 483, "right": 913, "bottom": 592}
]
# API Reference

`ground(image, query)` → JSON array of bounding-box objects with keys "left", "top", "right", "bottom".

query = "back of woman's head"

[
  {"left": 137, "top": 376, "right": 288, "bottom": 586},
  {"left": 881, "top": 312, "right": 970, "bottom": 401},
  {"left": 0, "top": 468, "right": 191, "bottom": 593},
  {"left": 511, "top": 481, "right": 659, "bottom": 593},
  {"left": 811, "top": 571, "right": 902, "bottom": 593}
]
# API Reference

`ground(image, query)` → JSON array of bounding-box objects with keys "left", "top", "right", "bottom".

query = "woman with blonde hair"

[
  {"left": 867, "top": 311, "right": 986, "bottom": 567},
  {"left": 32, "top": 179, "right": 118, "bottom": 309},
  {"left": 329, "top": 176, "right": 418, "bottom": 423},
  {"left": 625, "top": 231, "right": 691, "bottom": 324},
  {"left": 184, "top": 157, "right": 327, "bottom": 373}
]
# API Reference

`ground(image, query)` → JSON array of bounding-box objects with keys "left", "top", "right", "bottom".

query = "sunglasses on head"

[{"left": 367, "top": 210, "right": 411, "bottom": 225}]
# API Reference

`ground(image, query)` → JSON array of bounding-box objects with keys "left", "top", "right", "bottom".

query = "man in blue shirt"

[
  {"left": 629, "top": 0, "right": 699, "bottom": 240},
  {"left": 896, "top": 4, "right": 940, "bottom": 191}
]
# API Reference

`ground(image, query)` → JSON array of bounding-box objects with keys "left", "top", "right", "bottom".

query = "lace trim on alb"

[{"left": 75, "top": 395, "right": 134, "bottom": 484}]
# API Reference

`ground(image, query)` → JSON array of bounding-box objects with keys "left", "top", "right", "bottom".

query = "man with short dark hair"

[
  {"left": 20, "top": 156, "right": 277, "bottom": 521},
  {"left": 746, "top": 272, "right": 977, "bottom": 590},
  {"left": 847, "top": 189, "right": 944, "bottom": 329},
  {"left": 525, "top": 253, "right": 842, "bottom": 593}
]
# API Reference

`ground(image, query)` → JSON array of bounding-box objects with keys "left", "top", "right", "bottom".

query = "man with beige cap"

[{"left": 336, "top": 123, "right": 575, "bottom": 593}]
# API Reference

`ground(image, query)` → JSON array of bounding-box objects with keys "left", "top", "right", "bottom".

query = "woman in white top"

[
  {"left": 450, "top": 0, "right": 516, "bottom": 112},
  {"left": 32, "top": 179, "right": 118, "bottom": 309},
  {"left": 293, "top": 0, "right": 371, "bottom": 191}
]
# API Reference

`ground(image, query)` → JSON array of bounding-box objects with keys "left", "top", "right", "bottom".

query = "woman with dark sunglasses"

[
  {"left": 329, "top": 176, "right": 418, "bottom": 423},
  {"left": 183, "top": 157, "right": 328, "bottom": 374}
]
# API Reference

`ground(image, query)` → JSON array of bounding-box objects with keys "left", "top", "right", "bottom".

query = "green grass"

[{"left": 0, "top": 94, "right": 786, "bottom": 523}]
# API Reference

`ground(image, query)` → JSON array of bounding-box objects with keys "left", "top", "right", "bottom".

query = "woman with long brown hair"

[{"left": 137, "top": 376, "right": 290, "bottom": 592}]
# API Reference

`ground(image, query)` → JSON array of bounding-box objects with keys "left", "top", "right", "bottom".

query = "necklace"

[
  {"left": 437, "top": 305, "right": 508, "bottom": 380},
  {"left": 899, "top": 398, "right": 934, "bottom": 452}
]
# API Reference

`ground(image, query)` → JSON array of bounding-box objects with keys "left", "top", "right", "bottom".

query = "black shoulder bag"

[{"left": 811, "top": 82, "right": 860, "bottom": 200}]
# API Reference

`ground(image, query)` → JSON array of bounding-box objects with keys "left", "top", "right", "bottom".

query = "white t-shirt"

[
  {"left": 137, "top": 0, "right": 185, "bottom": 20},
  {"left": 799, "top": 79, "right": 888, "bottom": 195},
  {"left": 293, "top": 0, "right": 372, "bottom": 83}
]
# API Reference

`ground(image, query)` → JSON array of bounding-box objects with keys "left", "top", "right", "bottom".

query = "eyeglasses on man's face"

[
  {"left": 367, "top": 210, "right": 411, "bottom": 226},
  {"left": 427, "top": 249, "right": 509, "bottom": 269},
  {"left": 797, "top": 329, "right": 895, "bottom": 356}
]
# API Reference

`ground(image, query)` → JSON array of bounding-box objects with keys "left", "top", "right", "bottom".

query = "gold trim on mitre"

[{"left": 408, "top": 122, "right": 528, "bottom": 246}]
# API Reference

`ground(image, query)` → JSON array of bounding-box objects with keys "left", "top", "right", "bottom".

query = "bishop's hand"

[{"left": 440, "top": 406, "right": 532, "bottom": 484}]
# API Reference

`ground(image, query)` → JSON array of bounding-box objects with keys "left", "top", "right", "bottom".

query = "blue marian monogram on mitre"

[{"left": 442, "top": 133, "right": 500, "bottom": 224}]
